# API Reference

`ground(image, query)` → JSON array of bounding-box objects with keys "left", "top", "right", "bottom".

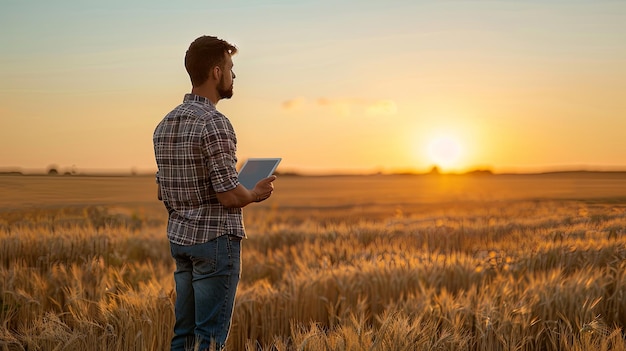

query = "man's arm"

[{"left": 216, "top": 176, "right": 276, "bottom": 208}]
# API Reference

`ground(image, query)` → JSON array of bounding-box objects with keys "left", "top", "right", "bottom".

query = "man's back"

[{"left": 153, "top": 93, "right": 243, "bottom": 245}]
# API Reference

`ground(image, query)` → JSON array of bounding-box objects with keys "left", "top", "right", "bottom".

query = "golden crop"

[{"left": 1, "top": 173, "right": 626, "bottom": 350}]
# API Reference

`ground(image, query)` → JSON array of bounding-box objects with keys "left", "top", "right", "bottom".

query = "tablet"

[{"left": 238, "top": 158, "right": 281, "bottom": 189}]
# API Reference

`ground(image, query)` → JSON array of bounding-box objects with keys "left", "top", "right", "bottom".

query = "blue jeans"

[{"left": 170, "top": 235, "right": 242, "bottom": 351}]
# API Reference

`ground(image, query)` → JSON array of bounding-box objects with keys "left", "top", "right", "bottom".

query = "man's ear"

[{"left": 211, "top": 66, "right": 221, "bottom": 81}]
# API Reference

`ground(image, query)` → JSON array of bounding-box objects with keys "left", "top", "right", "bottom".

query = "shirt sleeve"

[{"left": 203, "top": 114, "right": 239, "bottom": 193}]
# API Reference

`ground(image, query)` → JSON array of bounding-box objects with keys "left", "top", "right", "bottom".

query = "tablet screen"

[{"left": 238, "top": 158, "right": 281, "bottom": 189}]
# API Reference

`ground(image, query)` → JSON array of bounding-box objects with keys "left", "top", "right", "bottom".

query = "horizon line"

[{"left": 2, "top": 166, "right": 626, "bottom": 177}]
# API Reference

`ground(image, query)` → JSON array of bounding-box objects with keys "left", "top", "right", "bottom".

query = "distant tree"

[
  {"left": 47, "top": 165, "right": 59, "bottom": 175},
  {"left": 466, "top": 169, "right": 493, "bottom": 176},
  {"left": 428, "top": 165, "right": 441, "bottom": 175}
]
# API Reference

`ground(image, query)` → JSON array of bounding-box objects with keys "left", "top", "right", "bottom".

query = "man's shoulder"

[{"left": 159, "top": 101, "right": 213, "bottom": 123}]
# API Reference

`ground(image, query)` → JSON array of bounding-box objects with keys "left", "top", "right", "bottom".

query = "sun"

[{"left": 427, "top": 134, "right": 463, "bottom": 170}]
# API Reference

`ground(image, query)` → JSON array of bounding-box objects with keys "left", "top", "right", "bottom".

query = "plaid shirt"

[{"left": 153, "top": 94, "right": 245, "bottom": 245}]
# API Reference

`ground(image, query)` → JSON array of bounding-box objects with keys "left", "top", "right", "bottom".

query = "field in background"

[{"left": 1, "top": 173, "right": 626, "bottom": 350}]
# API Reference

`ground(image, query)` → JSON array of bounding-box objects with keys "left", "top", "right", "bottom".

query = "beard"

[{"left": 217, "top": 75, "right": 234, "bottom": 99}]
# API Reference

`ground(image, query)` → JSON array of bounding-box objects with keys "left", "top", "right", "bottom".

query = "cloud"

[
  {"left": 365, "top": 99, "right": 397, "bottom": 116},
  {"left": 281, "top": 97, "right": 307, "bottom": 111},
  {"left": 316, "top": 98, "right": 354, "bottom": 117},
  {"left": 282, "top": 97, "right": 397, "bottom": 117}
]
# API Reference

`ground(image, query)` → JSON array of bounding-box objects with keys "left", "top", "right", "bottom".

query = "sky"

[{"left": 1, "top": 0, "right": 625, "bottom": 175}]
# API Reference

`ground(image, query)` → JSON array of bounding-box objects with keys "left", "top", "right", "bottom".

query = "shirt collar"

[{"left": 183, "top": 93, "right": 214, "bottom": 106}]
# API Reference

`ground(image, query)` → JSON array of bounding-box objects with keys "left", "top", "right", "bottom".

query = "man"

[{"left": 153, "top": 35, "right": 276, "bottom": 351}]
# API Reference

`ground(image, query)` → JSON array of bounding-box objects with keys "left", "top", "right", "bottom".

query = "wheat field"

[{"left": 1, "top": 173, "right": 626, "bottom": 350}]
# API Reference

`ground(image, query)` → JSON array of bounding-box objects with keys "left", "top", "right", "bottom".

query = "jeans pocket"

[
  {"left": 190, "top": 239, "right": 219, "bottom": 275},
  {"left": 192, "top": 256, "right": 218, "bottom": 275}
]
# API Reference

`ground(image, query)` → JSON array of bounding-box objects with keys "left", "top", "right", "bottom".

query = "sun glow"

[{"left": 427, "top": 134, "right": 464, "bottom": 170}]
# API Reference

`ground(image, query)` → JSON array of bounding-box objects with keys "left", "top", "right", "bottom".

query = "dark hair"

[{"left": 184, "top": 36, "right": 237, "bottom": 87}]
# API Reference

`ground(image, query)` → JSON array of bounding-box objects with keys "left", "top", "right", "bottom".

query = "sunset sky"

[{"left": 1, "top": 0, "right": 625, "bottom": 175}]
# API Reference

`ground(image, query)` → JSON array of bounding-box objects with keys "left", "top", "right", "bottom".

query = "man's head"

[{"left": 185, "top": 36, "right": 237, "bottom": 100}]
